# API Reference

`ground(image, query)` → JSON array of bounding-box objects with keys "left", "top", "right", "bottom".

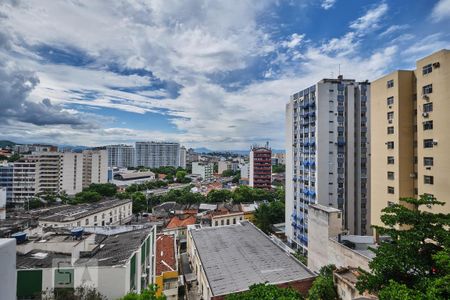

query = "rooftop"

[
  {"left": 114, "top": 171, "right": 155, "bottom": 181},
  {"left": 189, "top": 222, "right": 315, "bottom": 296},
  {"left": 166, "top": 215, "right": 197, "bottom": 229},
  {"left": 155, "top": 234, "right": 177, "bottom": 276},
  {"left": 39, "top": 199, "right": 131, "bottom": 223}
]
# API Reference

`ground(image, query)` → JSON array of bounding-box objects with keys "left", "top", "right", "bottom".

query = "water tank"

[
  {"left": 71, "top": 227, "right": 84, "bottom": 238},
  {"left": 11, "top": 232, "right": 27, "bottom": 244}
]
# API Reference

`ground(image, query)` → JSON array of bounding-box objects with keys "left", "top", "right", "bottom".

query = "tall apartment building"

[
  {"left": 135, "top": 142, "right": 180, "bottom": 168},
  {"left": 179, "top": 146, "right": 187, "bottom": 169},
  {"left": 82, "top": 149, "right": 108, "bottom": 188},
  {"left": 371, "top": 49, "right": 450, "bottom": 228},
  {"left": 249, "top": 145, "right": 272, "bottom": 190},
  {"left": 192, "top": 162, "right": 214, "bottom": 181},
  {"left": 12, "top": 157, "right": 37, "bottom": 204},
  {"left": 285, "top": 77, "right": 370, "bottom": 251},
  {"left": 106, "top": 144, "right": 135, "bottom": 168},
  {"left": 0, "top": 163, "right": 14, "bottom": 202}
]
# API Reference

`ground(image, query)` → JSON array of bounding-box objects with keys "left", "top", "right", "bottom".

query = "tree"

[
  {"left": 225, "top": 283, "right": 302, "bottom": 300},
  {"left": 7, "top": 153, "right": 21, "bottom": 162},
  {"left": 118, "top": 284, "right": 166, "bottom": 300},
  {"left": 253, "top": 201, "right": 284, "bottom": 233},
  {"left": 207, "top": 189, "right": 232, "bottom": 203},
  {"left": 86, "top": 183, "right": 117, "bottom": 197},
  {"left": 73, "top": 191, "right": 102, "bottom": 204},
  {"left": 221, "top": 169, "right": 237, "bottom": 177},
  {"left": 132, "top": 192, "right": 147, "bottom": 214},
  {"left": 272, "top": 164, "right": 285, "bottom": 173},
  {"left": 308, "top": 265, "right": 338, "bottom": 300},
  {"left": 356, "top": 195, "right": 450, "bottom": 299},
  {"left": 48, "top": 285, "right": 107, "bottom": 300}
]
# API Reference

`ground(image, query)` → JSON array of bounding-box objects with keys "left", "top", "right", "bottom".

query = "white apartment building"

[
  {"left": 218, "top": 161, "right": 231, "bottom": 174},
  {"left": 179, "top": 146, "right": 187, "bottom": 169},
  {"left": 12, "top": 157, "right": 37, "bottom": 204},
  {"left": 239, "top": 163, "right": 250, "bottom": 179},
  {"left": 285, "top": 77, "right": 370, "bottom": 251},
  {"left": 191, "top": 162, "right": 214, "bottom": 181},
  {"left": 106, "top": 144, "right": 135, "bottom": 168},
  {"left": 82, "top": 149, "right": 108, "bottom": 188},
  {"left": 135, "top": 142, "right": 181, "bottom": 168}
]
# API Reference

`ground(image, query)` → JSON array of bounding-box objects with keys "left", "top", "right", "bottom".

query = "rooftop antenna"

[{"left": 338, "top": 64, "right": 341, "bottom": 76}]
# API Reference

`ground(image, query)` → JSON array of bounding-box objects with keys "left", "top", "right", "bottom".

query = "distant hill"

[
  {"left": 194, "top": 148, "right": 285, "bottom": 155},
  {"left": 0, "top": 140, "right": 16, "bottom": 148}
]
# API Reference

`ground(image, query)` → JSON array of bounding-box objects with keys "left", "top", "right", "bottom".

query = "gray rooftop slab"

[{"left": 190, "top": 222, "right": 315, "bottom": 296}]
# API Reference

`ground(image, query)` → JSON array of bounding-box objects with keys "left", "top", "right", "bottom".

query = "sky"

[{"left": 0, "top": 0, "right": 449, "bottom": 150}]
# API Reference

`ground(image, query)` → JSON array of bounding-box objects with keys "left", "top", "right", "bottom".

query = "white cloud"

[
  {"left": 282, "top": 33, "right": 305, "bottom": 49},
  {"left": 380, "top": 24, "right": 409, "bottom": 37},
  {"left": 321, "top": 0, "right": 337, "bottom": 10},
  {"left": 431, "top": 0, "right": 450, "bottom": 22},
  {"left": 349, "top": 2, "right": 388, "bottom": 32}
]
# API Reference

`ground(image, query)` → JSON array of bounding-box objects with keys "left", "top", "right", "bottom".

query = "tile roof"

[
  {"left": 166, "top": 215, "right": 197, "bottom": 229},
  {"left": 156, "top": 234, "right": 177, "bottom": 276}
]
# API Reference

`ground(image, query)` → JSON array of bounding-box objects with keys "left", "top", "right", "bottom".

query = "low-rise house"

[
  {"left": 38, "top": 199, "right": 133, "bottom": 228},
  {"left": 163, "top": 215, "right": 197, "bottom": 239},
  {"left": 155, "top": 234, "right": 179, "bottom": 299},
  {"left": 211, "top": 211, "right": 244, "bottom": 227},
  {"left": 333, "top": 267, "right": 378, "bottom": 300},
  {"left": 187, "top": 222, "right": 316, "bottom": 300},
  {"left": 15, "top": 226, "right": 156, "bottom": 299}
]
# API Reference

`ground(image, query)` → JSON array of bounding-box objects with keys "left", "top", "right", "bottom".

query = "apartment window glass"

[
  {"left": 424, "top": 175, "right": 434, "bottom": 185},
  {"left": 387, "top": 186, "right": 395, "bottom": 194},
  {"left": 387, "top": 126, "right": 394, "bottom": 134},
  {"left": 387, "top": 96, "right": 394, "bottom": 106},
  {"left": 422, "top": 64, "right": 432, "bottom": 75},
  {"left": 387, "top": 172, "right": 395, "bottom": 180},
  {"left": 424, "top": 139, "right": 434, "bottom": 148},
  {"left": 387, "top": 112, "right": 394, "bottom": 121},
  {"left": 423, "top": 121, "right": 433, "bottom": 130},
  {"left": 387, "top": 141, "right": 394, "bottom": 149},
  {"left": 423, "top": 84, "right": 433, "bottom": 94},
  {"left": 423, "top": 103, "right": 433, "bottom": 113},
  {"left": 387, "top": 156, "right": 394, "bottom": 164},
  {"left": 424, "top": 157, "right": 434, "bottom": 166},
  {"left": 387, "top": 80, "right": 394, "bottom": 88}
]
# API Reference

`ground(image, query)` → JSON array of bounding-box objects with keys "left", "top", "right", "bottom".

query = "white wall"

[
  {"left": 0, "top": 188, "right": 6, "bottom": 220},
  {"left": 0, "top": 239, "right": 16, "bottom": 300}
]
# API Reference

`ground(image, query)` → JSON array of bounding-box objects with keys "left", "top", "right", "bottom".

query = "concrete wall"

[{"left": 0, "top": 239, "right": 16, "bottom": 300}]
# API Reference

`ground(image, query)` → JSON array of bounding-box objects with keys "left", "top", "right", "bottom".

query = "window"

[
  {"left": 387, "top": 172, "right": 395, "bottom": 180},
  {"left": 424, "top": 139, "right": 434, "bottom": 148},
  {"left": 215, "top": 221, "right": 218, "bottom": 226},
  {"left": 85, "top": 218, "right": 89, "bottom": 225},
  {"left": 387, "top": 112, "right": 394, "bottom": 121},
  {"left": 387, "top": 126, "right": 394, "bottom": 134},
  {"left": 226, "top": 219, "right": 230, "bottom": 225},
  {"left": 387, "top": 141, "right": 394, "bottom": 149},
  {"left": 424, "top": 175, "right": 434, "bottom": 185},
  {"left": 387, "top": 186, "right": 395, "bottom": 194},
  {"left": 423, "top": 121, "right": 433, "bottom": 130},
  {"left": 387, "top": 96, "right": 394, "bottom": 105},
  {"left": 423, "top": 84, "right": 433, "bottom": 94},
  {"left": 387, "top": 156, "right": 395, "bottom": 164},
  {"left": 221, "top": 220, "right": 224, "bottom": 225},
  {"left": 423, "top": 103, "right": 433, "bottom": 112},
  {"left": 423, "top": 64, "right": 432, "bottom": 75},
  {"left": 387, "top": 80, "right": 394, "bottom": 88},
  {"left": 424, "top": 157, "right": 434, "bottom": 166},
  {"left": 94, "top": 216, "right": 97, "bottom": 222}
]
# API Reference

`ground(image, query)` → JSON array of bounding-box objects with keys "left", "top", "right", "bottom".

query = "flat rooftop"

[
  {"left": 39, "top": 199, "right": 131, "bottom": 223},
  {"left": 189, "top": 222, "right": 315, "bottom": 296}
]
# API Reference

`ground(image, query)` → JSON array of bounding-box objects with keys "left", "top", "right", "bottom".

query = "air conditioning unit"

[
  {"left": 388, "top": 119, "right": 393, "bottom": 124},
  {"left": 388, "top": 105, "right": 392, "bottom": 109},
  {"left": 422, "top": 112, "right": 429, "bottom": 118},
  {"left": 433, "top": 62, "right": 440, "bottom": 68},
  {"left": 433, "top": 140, "right": 438, "bottom": 145},
  {"left": 422, "top": 94, "right": 429, "bottom": 101}
]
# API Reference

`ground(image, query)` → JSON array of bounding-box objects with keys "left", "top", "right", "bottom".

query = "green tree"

[
  {"left": 118, "top": 284, "right": 166, "bottom": 300},
  {"left": 50, "top": 285, "right": 107, "bottom": 300},
  {"left": 232, "top": 173, "right": 240, "bottom": 184},
  {"left": 253, "top": 201, "right": 284, "bottom": 233},
  {"left": 7, "top": 153, "right": 21, "bottom": 162},
  {"left": 356, "top": 195, "right": 450, "bottom": 299},
  {"left": 225, "top": 283, "right": 302, "bottom": 300},
  {"left": 207, "top": 189, "right": 232, "bottom": 203},
  {"left": 86, "top": 183, "right": 117, "bottom": 197},
  {"left": 132, "top": 192, "right": 147, "bottom": 214},
  {"left": 73, "top": 190, "right": 102, "bottom": 204},
  {"left": 308, "top": 265, "right": 337, "bottom": 300},
  {"left": 221, "top": 169, "right": 237, "bottom": 177},
  {"left": 272, "top": 164, "right": 285, "bottom": 173}
]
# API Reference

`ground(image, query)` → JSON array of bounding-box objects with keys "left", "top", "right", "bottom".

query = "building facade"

[
  {"left": 106, "top": 144, "right": 135, "bottom": 168},
  {"left": 179, "top": 146, "right": 187, "bottom": 169},
  {"left": 82, "top": 149, "right": 108, "bottom": 188},
  {"left": 191, "top": 162, "right": 213, "bottom": 181},
  {"left": 249, "top": 145, "right": 272, "bottom": 190},
  {"left": 286, "top": 77, "right": 371, "bottom": 251},
  {"left": 371, "top": 49, "right": 450, "bottom": 227},
  {"left": 135, "top": 142, "right": 181, "bottom": 168}
]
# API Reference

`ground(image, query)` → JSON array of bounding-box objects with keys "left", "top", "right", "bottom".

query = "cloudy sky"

[{"left": 0, "top": 0, "right": 449, "bottom": 150}]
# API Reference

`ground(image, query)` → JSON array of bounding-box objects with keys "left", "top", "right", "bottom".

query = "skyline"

[{"left": 1, "top": 0, "right": 450, "bottom": 149}]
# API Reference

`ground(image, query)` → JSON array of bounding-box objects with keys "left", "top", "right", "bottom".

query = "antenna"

[{"left": 338, "top": 64, "right": 341, "bottom": 76}]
